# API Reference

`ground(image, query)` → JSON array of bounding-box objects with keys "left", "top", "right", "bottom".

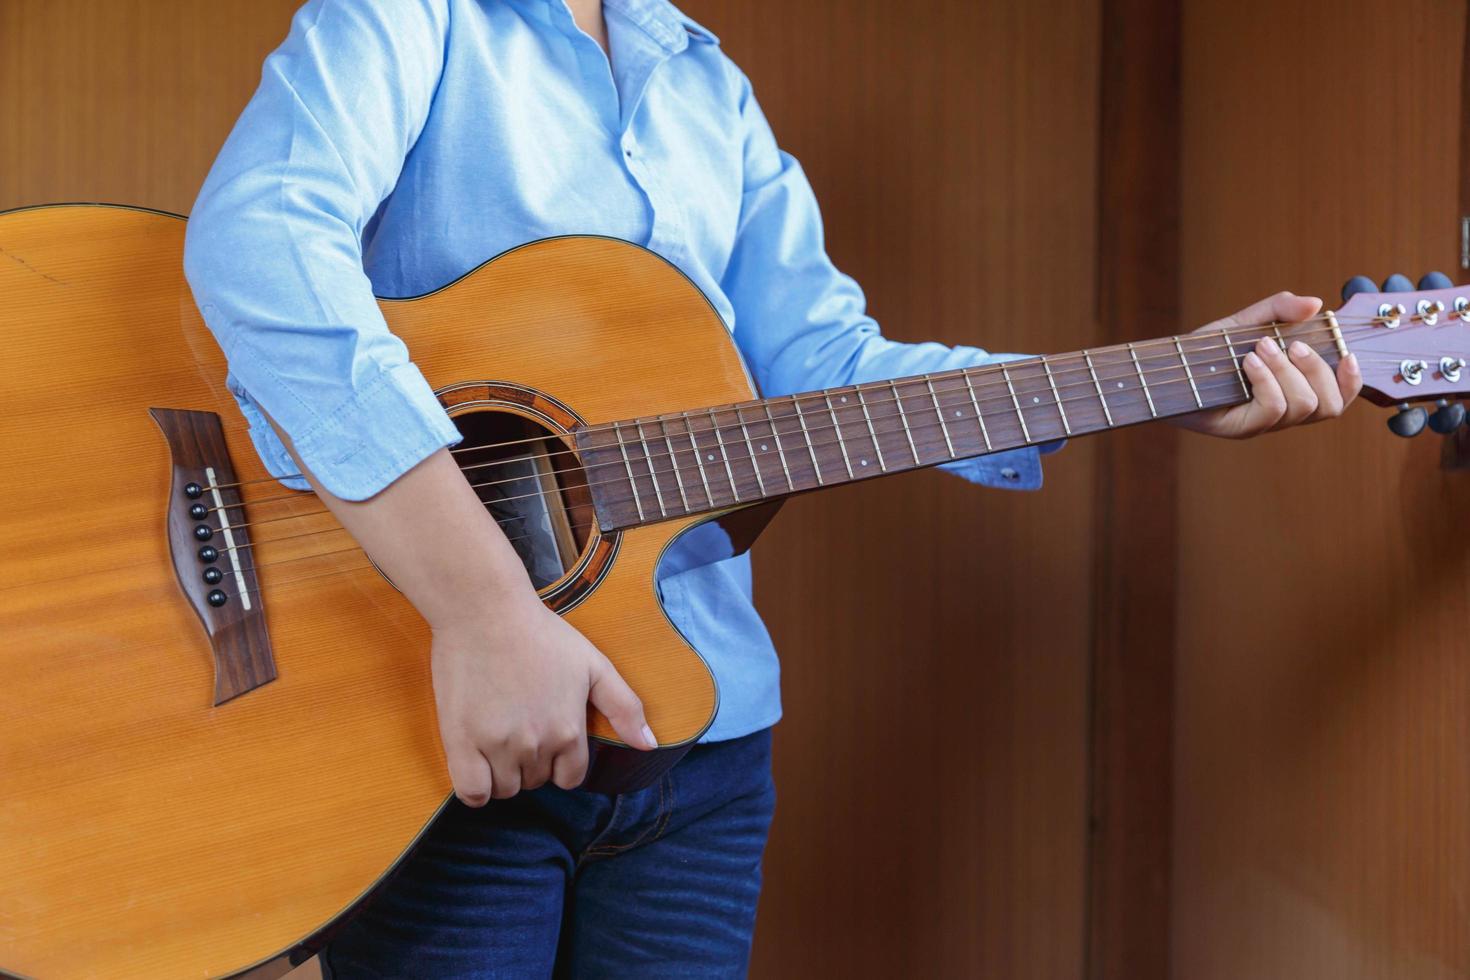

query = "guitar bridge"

[{"left": 149, "top": 408, "right": 277, "bottom": 705}]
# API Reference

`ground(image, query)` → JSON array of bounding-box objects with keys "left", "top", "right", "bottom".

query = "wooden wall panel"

[
  {"left": 1174, "top": 1, "right": 1470, "bottom": 977},
  {"left": 0, "top": 0, "right": 305, "bottom": 213},
  {"left": 1, "top": 1, "right": 1098, "bottom": 976},
  {"left": 678, "top": 1, "right": 1099, "bottom": 976}
]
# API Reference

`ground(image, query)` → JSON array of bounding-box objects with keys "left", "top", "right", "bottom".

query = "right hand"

[{"left": 429, "top": 590, "right": 656, "bottom": 806}]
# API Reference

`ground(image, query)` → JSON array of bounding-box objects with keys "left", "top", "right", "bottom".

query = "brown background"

[{"left": 2, "top": 0, "right": 1465, "bottom": 977}]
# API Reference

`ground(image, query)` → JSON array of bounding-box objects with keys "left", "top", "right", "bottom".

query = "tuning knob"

[
  {"left": 1428, "top": 399, "right": 1466, "bottom": 434},
  {"left": 1388, "top": 403, "right": 1428, "bottom": 437},
  {"left": 1419, "top": 271, "right": 1454, "bottom": 291},
  {"left": 1341, "top": 275, "right": 1378, "bottom": 300},
  {"left": 1383, "top": 273, "right": 1415, "bottom": 293}
]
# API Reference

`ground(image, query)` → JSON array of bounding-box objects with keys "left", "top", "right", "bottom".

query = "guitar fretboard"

[{"left": 577, "top": 321, "right": 1346, "bottom": 531}]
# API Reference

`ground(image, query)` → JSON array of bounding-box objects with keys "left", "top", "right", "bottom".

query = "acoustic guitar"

[{"left": 2, "top": 204, "right": 1465, "bottom": 977}]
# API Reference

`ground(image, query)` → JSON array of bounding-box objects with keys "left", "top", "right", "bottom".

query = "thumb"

[
  {"left": 588, "top": 655, "right": 656, "bottom": 751},
  {"left": 1270, "top": 291, "right": 1322, "bottom": 325},
  {"left": 1220, "top": 290, "right": 1321, "bottom": 330}
]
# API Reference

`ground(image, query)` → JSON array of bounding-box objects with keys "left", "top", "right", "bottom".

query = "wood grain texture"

[
  {"left": 678, "top": 1, "right": 1099, "bottom": 977},
  {"left": 1173, "top": 0, "right": 1470, "bottom": 977},
  {"left": 0, "top": 209, "right": 746, "bottom": 977}
]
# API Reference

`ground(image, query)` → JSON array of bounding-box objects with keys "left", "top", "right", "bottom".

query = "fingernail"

[
  {"left": 1257, "top": 337, "right": 1277, "bottom": 358},
  {"left": 1244, "top": 351, "right": 1263, "bottom": 370},
  {"left": 1289, "top": 341, "right": 1311, "bottom": 358},
  {"left": 1346, "top": 352, "right": 1359, "bottom": 371},
  {"left": 641, "top": 724, "right": 658, "bottom": 749}
]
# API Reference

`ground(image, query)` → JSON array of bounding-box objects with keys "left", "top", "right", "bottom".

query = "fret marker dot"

[
  {"left": 1116, "top": 381, "right": 1124, "bottom": 388},
  {"left": 760, "top": 443, "right": 768, "bottom": 451},
  {"left": 1209, "top": 365, "right": 1217, "bottom": 372},
  {"left": 954, "top": 410, "right": 962, "bottom": 417},
  {"left": 861, "top": 459, "right": 869, "bottom": 466},
  {"left": 706, "top": 453, "right": 715, "bottom": 461},
  {"left": 1032, "top": 396, "right": 1040, "bottom": 404}
]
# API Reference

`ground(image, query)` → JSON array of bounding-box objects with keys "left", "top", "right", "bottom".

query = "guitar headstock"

[{"left": 1335, "top": 273, "right": 1470, "bottom": 436}]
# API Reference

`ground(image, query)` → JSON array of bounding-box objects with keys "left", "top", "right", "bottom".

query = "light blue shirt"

[{"left": 184, "top": 0, "right": 1054, "bottom": 741}]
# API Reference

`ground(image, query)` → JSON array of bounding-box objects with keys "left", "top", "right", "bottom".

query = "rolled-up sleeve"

[
  {"left": 720, "top": 71, "right": 1057, "bottom": 492},
  {"left": 183, "top": 0, "right": 460, "bottom": 500}
]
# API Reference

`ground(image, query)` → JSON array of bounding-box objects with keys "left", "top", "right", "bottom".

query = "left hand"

[{"left": 1172, "top": 291, "right": 1362, "bottom": 439}]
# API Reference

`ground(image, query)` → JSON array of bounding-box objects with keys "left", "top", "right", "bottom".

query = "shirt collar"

[{"left": 596, "top": 0, "right": 720, "bottom": 52}]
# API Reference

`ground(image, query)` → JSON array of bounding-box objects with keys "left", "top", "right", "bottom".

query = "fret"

[
  {"left": 961, "top": 371, "right": 993, "bottom": 451},
  {"left": 1219, "top": 327, "right": 1249, "bottom": 396},
  {"left": 791, "top": 397, "right": 825, "bottom": 484},
  {"left": 706, "top": 408, "right": 742, "bottom": 502},
  {"left": 651, "top": 420, "right": 691, "bottom": 512},
  {"left": 822, "top": 393, "right": 855, "bottom": 478},
  {"left": 999, "top": 364, "right": 1032, "bottom": 443},
  {"left": 1173, "top": 337, "right": 1204, "bottom": 409},
  {"left": 1271, "top": 323, "right": 1287, "bottom": 353},
  {"left": 676, "top": 413, "right": 716, "bottom": 509},
  {"left": 1127, "top": 342, "right": 1157, "bottom": 417},
  {"left": 760, "top": 401, "right": 796, "bottom": 490},
  {"left": 1082, "top": 350, "right": 1114, "bottom": 427},
  {"left": 734, "top": 406, "right": 768, "bottom": 497},
  {"left": 613, "top": 422, "right": 647, "bottom": 522},
  {"left": 632, "top": 420, "right": 670, "bottom": 517},
  {"left": 1039, "top": 359, "right": 1071, "bottom": 435},
  {"left": 1179, "top": 333, "right": 1242, "bottom": 410},
  {"left": 854, "top": 387, "right": 889, "bottom": 470},
  {"left": 889, "top": 380, "right": 921, "bottom": 464},
  {"left": 924, "top": 376, "right": 957, "bottom": 458}
]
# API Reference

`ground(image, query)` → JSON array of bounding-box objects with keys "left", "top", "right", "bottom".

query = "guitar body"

[{"left": 0, "top": 206, "right": 758, "bottom": 977}]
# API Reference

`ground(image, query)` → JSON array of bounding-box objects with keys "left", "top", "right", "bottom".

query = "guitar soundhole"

[{"left": 451, "top": 408, "right": 598, "bottom": 593}]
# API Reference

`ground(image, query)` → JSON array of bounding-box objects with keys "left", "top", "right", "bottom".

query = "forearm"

[{"left": 277, "top": 431, "right": 537, "bottom": 629}]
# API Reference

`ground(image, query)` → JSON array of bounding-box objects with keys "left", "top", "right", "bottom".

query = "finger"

[
  {"left": 520, "top": 747, "right": 553, "bottom": 793},
  {"left": 1286, "top": 341, "right": 1343, "bottom": 421},
  {"left": 1337, "top": 352, "right": 1363, "bottom": 406},
  {"left": 1233, "top": 349, "right": 1288, "bottom": 436},
  {"left": 488, "top": 752, "right": 522, "bottom": 800},
  {"left": 551, "top": 738, "right": 590, "bottom": 791},
  {"left": 445, "top": 740, "right": 494, "bottom": 808},
  {"left": 1206, "top": 291, "right": 1323, "bottom": 332},
  {"left": 588, "top": 655, "right": 656, "bottom": 751},
  {"left": 1257, "top": 337, "right": 1317, "bottom": 428}
]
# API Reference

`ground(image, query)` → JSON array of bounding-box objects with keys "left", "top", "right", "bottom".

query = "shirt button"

[{"left": 1001, "top": 467, "right": 1020, "bottom": 482}]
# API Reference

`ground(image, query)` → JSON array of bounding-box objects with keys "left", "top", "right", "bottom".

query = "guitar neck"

[{"left": 578, "top": 318, "right": 1347, "bottom": 531}]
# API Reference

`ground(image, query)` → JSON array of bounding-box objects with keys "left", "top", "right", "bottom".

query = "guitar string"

[
  {"left": 207, "top": 312, "right": 1433, "bottom": 521},
  {"left": 207, "top": 343, "right": 1441, "bottom": 556},
  {"left": 208, "top": 336, "right": 1332, "bottom": 540},
  {"left": 201, "top": 310, "right": 1414, "bottom": 494},
  {"left": 213, "top": 320, "right": 1359, "bottom": 504},
  {"left": 209, "top": 338, "right": 1430, "bottom": 575},
  {"left": 214, "top": 344, "right": 1405, "bottom": 599},
  {"left": 205, "top": 332, "right": 1438, "bottom": 542}
]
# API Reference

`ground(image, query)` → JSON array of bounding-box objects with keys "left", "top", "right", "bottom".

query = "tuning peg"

[
  {"left": 1419, "top": 271, "right": 1454, "bottom": 291},
  {"left": 1341, "top": 275, "right": 1378, "bottom": 300},
  {"left": 1388, "top": 403, "right": 1428, "bottom": 437},
  {"left": 1428, "top": 399, "right": 1466, "bottom": 434},
  {"left": 1382, "top": 273, "right": 1415, "bottom": 293}
]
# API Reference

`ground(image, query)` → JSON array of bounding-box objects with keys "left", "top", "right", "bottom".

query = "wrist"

[{"left": 424, "top": 577, "right": 544, "bottom": 636}]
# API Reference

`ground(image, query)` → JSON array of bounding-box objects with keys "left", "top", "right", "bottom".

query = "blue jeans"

[{"left": 322, "top": 728, "right": 776, "bottom": 978}]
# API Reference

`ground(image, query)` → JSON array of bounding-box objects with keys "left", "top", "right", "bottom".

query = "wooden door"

[{"left": 1172, "top": 1, "right": 1470, "bottom": 976}]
